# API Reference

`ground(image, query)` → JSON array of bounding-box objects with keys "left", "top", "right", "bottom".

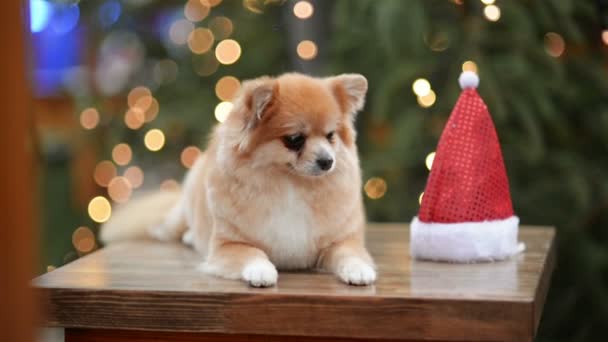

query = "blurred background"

[{"left": 27, "top": 0, "right": 608, "bottom": 341}]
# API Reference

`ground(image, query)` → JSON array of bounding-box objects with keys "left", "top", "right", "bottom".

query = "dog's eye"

[
  {"left": 326, "top": 131, "right": 335, "bottom": 142},
  {"left": 282, "top": 134, "right": 306, "bottom": 151}
]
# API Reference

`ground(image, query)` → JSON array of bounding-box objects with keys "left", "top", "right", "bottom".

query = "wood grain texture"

[{"left": 36, "top": 224, "right": 555, "bottom": 341}]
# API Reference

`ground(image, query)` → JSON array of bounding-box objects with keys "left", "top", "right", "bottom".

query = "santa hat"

[{"left": 410, "top": 71, "right": 525, "bottom": 263}]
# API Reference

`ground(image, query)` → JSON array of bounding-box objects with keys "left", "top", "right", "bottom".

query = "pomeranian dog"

[{"left": 101, "top": 73, "right": 376, "bottom": 287}]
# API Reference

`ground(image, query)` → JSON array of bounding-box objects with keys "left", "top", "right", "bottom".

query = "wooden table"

[{"left": 34, "top": 224, "right": 555, "bottom": 342}]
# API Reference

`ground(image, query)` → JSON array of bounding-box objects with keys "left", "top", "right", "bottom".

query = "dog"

[{"left": 101, "top": 73, "right": 376, "bottom": 287}]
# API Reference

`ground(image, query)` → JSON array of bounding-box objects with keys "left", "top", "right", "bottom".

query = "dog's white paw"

[
  {"left": 337, "top": 258, "right": 377, "bottom": 286},
  {"left": 242, "top": 259, "right": 278, "bottom": 288}
]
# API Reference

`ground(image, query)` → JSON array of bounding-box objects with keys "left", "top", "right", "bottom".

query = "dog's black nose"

[{"left": 316, "top": 157, "right": 334, "bottom": 171}]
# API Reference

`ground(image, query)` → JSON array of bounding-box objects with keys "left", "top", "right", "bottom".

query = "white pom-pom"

[{"left": 458, "top": 71, "right": 479, "bottom": 89}]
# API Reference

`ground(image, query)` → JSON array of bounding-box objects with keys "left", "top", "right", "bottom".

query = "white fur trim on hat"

[
  {"left": 410, "top": 216, "right": 525, "bottom": 263},
  {"left": 458, "top": 71, "right": 479, "bottom": 89}
]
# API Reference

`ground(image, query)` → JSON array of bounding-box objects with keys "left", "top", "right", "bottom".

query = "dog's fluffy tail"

[{"left": 99, "top": 190, "right": 181, "bottom": 244}]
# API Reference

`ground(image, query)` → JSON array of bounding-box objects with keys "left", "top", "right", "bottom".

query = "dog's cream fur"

[{"left": 101, "top": 73, "right": 376, "bottom": 287}]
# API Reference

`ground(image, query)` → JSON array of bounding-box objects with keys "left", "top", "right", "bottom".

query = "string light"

[
  {"left": 602, "top": 30, "right": 608, "bottom": 46},
  {"left": 111, "top": 143, "right": 132, "bottom": 166},
  {"left": 425, "top": 152, "right": 436, "bottom": 170},
  {"left": 462, "top": 60, "right": 478, "bottom": 73},
  {"left": 209, "top": 16, "right": 233, "bottom": 40},
  {"left": 483, "top": 5, "right": 501, "bottom": 22},
  {"left": 80, "top": 108, "right": 100, "bottom": 130},
  {"left": 364, "top": 177, "right": 387, "bottom": 200},
  {"left": 88, "top": 196, "right": 112, "bottom": 223},
  {"left": 215, "top": 39, "right": 242, "bottom": 65},
  {"left": 72, "top": 226, "right": 95, "bottom": 253},
  {"left": 123, "top": 166, "right": 144, "bottom": 188},
  {"left": 188, "top": 28, "right": 214, "bottom": 54},
  {"left": 293, "top": 1, "right": 314, "bottom": 19},
  {"left": 107, "top": 176, "right": 132, "bottom": 203},
  {"left": 144, "top": 129, "right": 165, "bottom": 151},
  {"left": 544, "top": 32, "right": 565, "bottom": 57},
  {"left": 93, "top": 160, "right": 117, "bottom": 187},
  {"left": 215, "top": 76, "right": 241, "bottom": 101},
  {"left": 160, "top": 179, "right": 180, "bottom": 192},
  {"left": 215, "top": 101, "right": 233, "bottom": 122},
  {"left": 412, "top": 78, "right": 431, "bottom": 97},
  {"left": 418, "top": 192, "right": 424, "bottom": 205},
  {"left": 296, "top": 40, "right": 318, "bottom": 60},
  {"left": 181, "top": 146, "right": 201, "bottom": 168},
  {"left": 169, "top": 19, "right": 194, "bottom": 45},
  {"left": 417, "top": 89, "right": 436, "bottom": 108},
  {"left": 184, "top": 0, "right": 210, "bottom": 22}
]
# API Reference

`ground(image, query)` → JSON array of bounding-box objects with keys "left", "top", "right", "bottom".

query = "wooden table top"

[{"left": 35, "top": 224, "right": 556, "bottom": 341}]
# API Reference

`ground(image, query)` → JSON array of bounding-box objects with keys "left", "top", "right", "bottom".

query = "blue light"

[
  {"left": 49, "top": 3, "right": 80, "bottom": 35},
  {"left": 98, "top": 1, "right": 122, "bottom": 28},
  {"left": 30, "top": 0, "right": 53, "bottom": 33}
]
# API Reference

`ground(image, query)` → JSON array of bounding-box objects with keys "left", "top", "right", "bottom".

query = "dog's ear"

[
  {"left": 326, "top": 74, "right": 368, "bottom": 118},
  {"left": 239, "top": 77, "right": 278, "bottom": 130}
]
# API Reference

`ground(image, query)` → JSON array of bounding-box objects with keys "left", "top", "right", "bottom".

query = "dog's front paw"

[
  {"left": 337, "top": 257, "right": 377, "bottom": 286},
  {"left": 242, "top": 259, "right": 278, "bottom": 288}
]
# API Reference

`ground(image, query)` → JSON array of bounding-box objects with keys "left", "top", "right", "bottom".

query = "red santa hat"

[{"left": 410, "top": 71, "right": 525, "bottom": 262}]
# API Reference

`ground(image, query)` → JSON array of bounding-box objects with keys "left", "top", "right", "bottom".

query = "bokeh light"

[
  {"left": 481, "top": 0, "right": 495, "bottom": 4},
  {"left": 293, "top": 1, "right": 314, "bottom": 19},
  {"left": 209, "top": 16, "right": 233, "bottom": 40},
  {"left": 296, "top": 40, "right": 318, "bottom": 60},
  {"left": 88, "top": 196, "right": 112, "bottom": 223},
  {"left": 418, "top": 192, "right": 424, "bottom": 205},
  {"left": 111, "top": 143, "right": 132, "bottom": 166},
  {"left": 184, "top": 0, "right": 210, "bottom": 22},
  {"left": 181, "top": 146, "right": 201, "bottom": 168},
  {"left": 153, "top": 59, "right": 178, "bottom": 85},
  {"left": 72, "top": 226, "right": 95, "bottom": 253},
  {"left": 123, "top": 166, "right": 144, "bottom": 189},
  {"left": 215, "top": 76, "right": 241, "bottom": 101},
  {"left": 412, "top": 78, "right": 431, "bottom": 97},
  {"left": 215, "top": 101, "right": 233, "bottom": 122},
  {"left": 188, "top": 28, "right": 214, "bottom": 54},
  {"left": 80, "top": 108, "right": 100, "bottom": 130},
  {"left": 417, "top": 89, "right": 436, "bottom": 108},
  {"left": 602, "top": 30, "right": 608, "bottom": 46},
  {"left": 462, "top": 60, "right": 478, "bottom": 73},
  {"left": 98, "top": 0, "right": 121, "bottom": 28},
  {"left": 30, "top": 0, "right": 53, "bottom": 33},
  {"left": 425, "top": 152, "right": 436, "bottom": 170},
  {"left": 169, "top": 19, "right": 195, "bottom": 45},
  {"left": 160, "top": 179, "right": 180, "bottom": 192},
  {"left": 127, "top": 86, "right": 151, "bottom": 108},
  {"left": 93, "top": 161, "right": 117, "bottom": 187},
  {"left": 483, "top": 5, "right": 501, "bottom": 22},
  {"left": 124, "top": 107, "right": 145, "bottom": 130},
  {"left": 107, "top": 176, "right": 132, "bottom": 203},
  {"left": 215, "top": 39, "right": 242, "bottom": 65},
  {"left": 544, "top": 32, "right": 565, "bottom": 58},
  {"left": 139, "top": 97, "right": 159, "bottom": 122},
  {"left": 49, "top": 3, "right": 80, "bottom": 34},
  {"left": 364, "top": 177, "right": 388, "bottom": 200},
  {"left": 193, "top": 53, "right": 219, "bottom": 76},
  {"left": 144, "top": 129, "right": 166, "bottom": 151}
]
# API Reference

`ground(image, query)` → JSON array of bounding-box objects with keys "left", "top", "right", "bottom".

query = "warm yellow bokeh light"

[
  {"left": 215, "top": 101, "right": 233, "bottom": 122},
  {"left": 462, "top": 60, "right": 478, "bottom": 73},
  {"left": 160, "top": 179, "right": 180, "bottom": 192},
  {"left": 215, "top": 76, "right": 241, "bottom": 101},
  {"left": 80, "top": 108, "right": 100, "bottom": 130},
  {"left": 364, "top": 177, "right": 388, "bottom": 200},
  {"left": 481, "top": 0, "right": 495, "bottom": 4},
  {"left": 169, "top": 19, "right": 195, "bottom": 45},
  {"left": 425, "top": 152, "right": 436, "bottom": 171},
  {"left": 417, "top": 89, "right": 436, "bottom": 108},
  {"left": 111, "top": 143, "right": 132, "bottom": 166},
  {"left": 144, "top": 129, "right": 166, "bottom": 151},
  {"left": 293, "top": 1, "right": 314, "bottom": 19},
  {"left": 215, "top": 39, "right": 242, "bottom": 65},
  {"left": 124, "top": 166, "right": 144, "bottom": 189},
  {"left": 124, "top": 107, "right": 145, "bottom": 130},
  {"left": 128, "top": 86, "right": 151, "bottom": 108},
  {"left": 602, "top": 30, "right": 608, "bottom": 46},
  {"left": 188, "top": 28, "right": 214, "bottom": 54},
  {"left": 181, "top": 146, "right": 201, "bottom": 168},
  {"left": 209, "top": 16, "right": 233, "bottom": 40},
  {"left": 544, "top": 32, "right": 565, "bottom": 58},
  {"left": 93, "top": 160, "right": 117, "bottom": 187},
  {"left": 72, "top": 226, "right": 95, "bottom": 253},
  {"left": 108, "top": 176, "right": 132, "bottom": 203},
  {"left": 296, "top": 40, "right": 318, "bottom": 60},
  {"left": 88, "top": 196, "right": 112, "bottom": 223},
  {"left": 483, "top": 5, "right": 501, "bottom": 22},
  {"left": 184, "top": 0, "right": 210, "bottom": 22},
  {"left": 412, "top": 78, "right": 431, "bottom": 96},
  {"left": 418, "top": 192, "right": 424, "bottom": 205}
]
